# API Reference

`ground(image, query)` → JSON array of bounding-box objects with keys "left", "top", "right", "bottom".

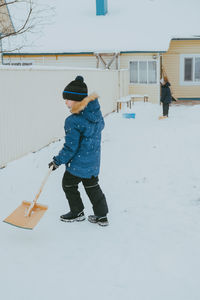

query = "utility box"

[{"left": 96, "top": 0, "right": 108, "bottom": 16}]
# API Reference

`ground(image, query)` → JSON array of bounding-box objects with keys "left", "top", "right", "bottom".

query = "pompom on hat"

[{"left": 63, "top": 75, "right": 88, "bottom": 101}]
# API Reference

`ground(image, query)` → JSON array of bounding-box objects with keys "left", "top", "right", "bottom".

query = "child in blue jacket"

[{"left": 49, "top": 76, "right": 109, "bottom": 226}]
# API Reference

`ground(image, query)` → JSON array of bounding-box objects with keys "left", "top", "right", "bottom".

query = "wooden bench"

[
  {"left": 129, "top": 94, "right": 149, "bottom": 104},
  {"left": 116, "top": 96, "right": 132, "bottom": 112},
  {"left": 116, "top": 94, "right": 149, "bottom": 112}
]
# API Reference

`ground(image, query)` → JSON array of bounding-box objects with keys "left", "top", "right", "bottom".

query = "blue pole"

[{"left": 96, "top": 0, "right": 108, "bottom": 16}]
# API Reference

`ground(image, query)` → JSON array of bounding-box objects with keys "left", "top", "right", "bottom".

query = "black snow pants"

[
  {"left": 62, "top": 171, "right": 108, "bottom": 217},
  {"left": 163, "top": 103, "right": 169, "bottom": 117}
]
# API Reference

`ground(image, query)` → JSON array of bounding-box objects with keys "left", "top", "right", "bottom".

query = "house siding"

[
  {"left": 3, "top": 53, "right": 119, "bottom": 70},
  {"left": 162, "top": 40, "right": 200, "bottom": 99},
  {"left": 3, "top": 54, "right": 97, "bottom": 68}
]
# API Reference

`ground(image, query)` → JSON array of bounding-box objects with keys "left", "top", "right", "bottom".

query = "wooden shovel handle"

[
  {"left": 26, "top": 166, "right": 53, "bottom": 217},
  {"left": 33, "top": 166, "right": 53, "bottom": 204}
]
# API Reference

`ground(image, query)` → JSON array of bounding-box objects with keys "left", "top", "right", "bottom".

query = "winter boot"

[
  {"left": 159, "top": 116, "right": 168, "bottom": 120},
  {"left": 88, "top": 215, "right": 109, "bottom": 226},
  {"left": 60, "top": 211, "right": 85, "bottom": 222}
]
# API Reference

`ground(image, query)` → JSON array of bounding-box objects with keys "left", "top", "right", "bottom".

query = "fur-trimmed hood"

[
  {"left": 71, "top": 93, "right": 98, "bottom": 114},
  {"left": 71, "top": 93, "right": 102, "bottom": 123}
]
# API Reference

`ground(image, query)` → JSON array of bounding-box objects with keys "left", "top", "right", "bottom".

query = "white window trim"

[
  {"left": 129, "top": 58, "right": 158, "bottom": 85},
  {"left": 180, "top": 54, "right": 200, "bottom": 86}
]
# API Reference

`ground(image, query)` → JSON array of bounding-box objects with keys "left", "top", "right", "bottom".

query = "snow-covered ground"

[{"left": 1, "top": 102, "right": 200, "bottom": 300}]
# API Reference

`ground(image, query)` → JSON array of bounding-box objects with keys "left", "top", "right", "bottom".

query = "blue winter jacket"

[{"left": 53, "top": 93, "right": 105, "bottom": 178}]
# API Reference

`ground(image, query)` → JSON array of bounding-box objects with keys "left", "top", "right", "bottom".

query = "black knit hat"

[{"left": 62, "top": 75, "right": 88, "bottom": 101}]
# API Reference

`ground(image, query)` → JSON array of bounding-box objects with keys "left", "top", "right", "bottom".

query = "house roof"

[{"left": 3, "top": 0, "right": 200, "bottom": 54}]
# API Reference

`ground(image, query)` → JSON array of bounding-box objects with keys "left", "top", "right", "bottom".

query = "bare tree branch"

[
  {"left": 0, "top": 0, "right": 33, "bottom": 39},
  {"left": 0, "top": 1, "right": 19, "bottom": 8},
  {"left": 0, "top": 0, "right": 31, "bottom": 7},
  {"left": 0, "top": 0, "right": 55, "bottom": 53},
  {"left": 1, "top": 4, "right": 32, "bottom": 39}
]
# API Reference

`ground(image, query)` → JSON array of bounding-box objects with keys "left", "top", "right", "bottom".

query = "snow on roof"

[{"left": 3, "top": 0, "right": 200, "bottom": 54}]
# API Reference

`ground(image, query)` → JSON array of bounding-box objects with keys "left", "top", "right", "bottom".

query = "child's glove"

[{"left": 48, "top": 161, "right": 59, "bottom": 171}]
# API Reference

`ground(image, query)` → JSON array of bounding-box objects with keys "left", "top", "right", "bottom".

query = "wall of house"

[
  {"left": 3, "top": 52, "right": 161, "bottom": 103},
  {"left": 3, "top": 54, "right": 96, "bottom": 67},
  {"left": 162, "top": 40, "right": 200, "bottom": 99},
  {"left": 3, "top": 54, "right": 118, "bottom": 70},
  {"left": 120, "top": 53, "right": 160, "bottom": 103},
  {"left": 0, "top": 66, "right": 124, "bottom": 167}
]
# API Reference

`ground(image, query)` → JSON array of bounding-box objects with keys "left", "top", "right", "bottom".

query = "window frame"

[
  {"left": 180, "top": 54, "right": 200, "bottom": 86},
  {"left": 129, "top": 59, "right": 158, "bottom": 85}
]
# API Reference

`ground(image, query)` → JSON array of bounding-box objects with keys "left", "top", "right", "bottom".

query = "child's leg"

[
  {"left": 166, "top": 103, "right": 169, "bottom": 116},
  {"left": 82, "top": 176, "right": 108, "bottom": 216},
  {"left": 163, "top": 103, "right": 169, "bottom": 116},
  {"left": 162, "top": 103, "right": 165, "bottom": 116},
  {"left": 62, "top": 171, "right": 84, "bottom": 214}
]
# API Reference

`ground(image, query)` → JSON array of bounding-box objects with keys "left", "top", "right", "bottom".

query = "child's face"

[{"left": 65, "top": 100, "right": 75, "bottom": 108}]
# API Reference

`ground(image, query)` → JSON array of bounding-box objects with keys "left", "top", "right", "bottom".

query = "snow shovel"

[{"left": 3, "top": 166, "right": 53, "bottom": 230}]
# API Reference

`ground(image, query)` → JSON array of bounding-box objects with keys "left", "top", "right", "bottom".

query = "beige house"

[
  {"left": 162, "top": 39, "right": 200, "bottom": 101},
  {"left": 3, "top": 39, "right": 200, "bottom": 103},
  {"left": 1, "top": 50, "right": 163, "bottom": 104},
  {"left": 1, "top": 1, "right": 200, "bottom": 104}
]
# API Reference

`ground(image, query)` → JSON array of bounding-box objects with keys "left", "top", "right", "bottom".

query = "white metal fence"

[{"left": 0, "top": 66, "right": 128, "bottom": 167}]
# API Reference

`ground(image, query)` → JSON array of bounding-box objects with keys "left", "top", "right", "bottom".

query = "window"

[
  {"left": 130, "top": 61, "right": 138, "bottom": 83},
  {"left": 148, "top": 61, "right": 157, "bottom": 83},
  {"left": 184, "top": 58, "right": 193, "bottom": 81},
  {"left": 195, "top": 57, "right": 200, "bottom": 81},
  {"left": 180, "top": 55, "right": 200, "bottom": 85},
  {"left": 130, "top": 60, "right": 157, "bottom": 84}
]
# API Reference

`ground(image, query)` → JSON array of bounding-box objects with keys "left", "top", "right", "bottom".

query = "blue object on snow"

[
  {"left": 96, "top": 0, "right": 108, "bottom": 15},
  {"left": 122, "top": 113, "right": 136, "bottom": 119}
]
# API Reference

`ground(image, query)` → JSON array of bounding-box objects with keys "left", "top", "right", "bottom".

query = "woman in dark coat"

[{"left": 160, "top": 76, "right": 172, "bottom": 117}]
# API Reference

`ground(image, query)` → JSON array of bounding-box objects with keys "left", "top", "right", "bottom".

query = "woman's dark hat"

[{"left": 63, "top": 75, "right": 88, "bottom": 101}]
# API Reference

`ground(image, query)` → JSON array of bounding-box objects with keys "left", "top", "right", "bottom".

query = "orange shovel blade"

[{"left": 3, "top": 201, "right": 48, "bottom": 230}]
